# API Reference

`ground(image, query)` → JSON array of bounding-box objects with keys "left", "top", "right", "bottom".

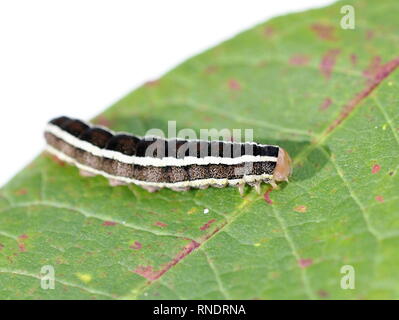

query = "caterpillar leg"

[
  {"left": 254, "top": 181, "right": 262, "bottom": 194},
  {"left": 247, "top": 181, "right": 262, "bottom": 194},
  {"left": 237, "top": 183, "right": 245, "bottom": 196},
  {"left": 269, "top": 179, "right": 278, "bottom": 189}
]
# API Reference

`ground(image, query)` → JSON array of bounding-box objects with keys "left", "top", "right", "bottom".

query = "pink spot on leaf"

[
  {"left": 311, "top": 23, "right": 336, "bottom": 41},
  {"left": 102, "top": 221, "right": 116, "bottom": 227},
  {"left": 375, "top": 195, "right": 384, "bottom": 203},
  {"left": 371, "top": 57, "right": 399, "bottom": 83},
  {"left": 264, "top": 189, "right": 273, "bottom": 205},
  {"left": 366, "top": 30, "right": 375, "bottom": 41},
  {"left": 154, "top": 221, "right": 168, "bottom": 228},
  {"left": 263, "top": 26, "right": 275, "bottom": 37},
  {"left": 129, "top": 241, "right": 142, "bottom": 250},
  {"left": 319, "top": 97, "right": 333, "bottom": 111},
  {"left": 289, "top": 54, "right": 310, "bottom": 66},
  {"left": 350, "top": 54, "right": 358, "bottom": 66},
  {"left": 132, "top": 266, "right": 158, "bottom": 281},
  {"left": 298, "top": 258, "right": 313, "bottom": 268},
  {"left": 200, "top": 219, "right": 216, "bottom": 231},
  {"left": 371, "top": 164, "right": 381, "bottom": 174},
  {"left": 363, "top": 56, "right": 399, "bottom": 86},
  {"left": 320, "top": 49, "right": 340, "bottom": 79},
  {"left": 18, "top": 234, "right": 28, "bottom": 240},
  {"left": 132, "top": 240, "right": 200, "bottom": 281},
  {"left": 228, "top": 78, "right": 241, "bottom": 91},
  {"left": 15, "top": 189, "right": 27, "bottom": 196},
  {"left": 18, "top": 243, "right": 26, "bottom": 252},
  {"left": 363, "top": 56, "right": 383, "bottom": 83}
]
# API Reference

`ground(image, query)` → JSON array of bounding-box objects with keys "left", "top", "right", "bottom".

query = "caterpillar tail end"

[{"left": 254, "top": 181, "right": 262, "bottom": 194}]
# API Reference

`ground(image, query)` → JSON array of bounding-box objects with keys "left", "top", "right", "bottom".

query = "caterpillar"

[{"left": 44, "top": 116, "right": 292, "bottom": 195}]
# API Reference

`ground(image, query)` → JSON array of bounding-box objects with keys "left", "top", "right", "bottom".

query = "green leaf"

[{"left": 1, "top": 0, "right": 399, "bottom": 299}]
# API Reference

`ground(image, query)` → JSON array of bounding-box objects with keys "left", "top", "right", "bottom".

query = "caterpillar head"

[{"left": 273, "top": 148, "right": 293, "bottom": 183}]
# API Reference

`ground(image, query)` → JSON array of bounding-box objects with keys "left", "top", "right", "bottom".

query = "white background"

[{"left": 0, "top": 0, "right": 333, "bottom": 185}]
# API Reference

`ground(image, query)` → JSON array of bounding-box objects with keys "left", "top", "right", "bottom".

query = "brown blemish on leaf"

[
  {"left": 154, "top": 221, "right": 168, "bottom": 228},
  {"left": 200, "top": 219, "right": 216, "bottom": 231},
  {"left": 317, "top": 289, "right": 329, "bottom": 298},
  {"left": 350, "top": 54, "right": 358, "bottom": 66},
  {"left": 289, "top": 54, "right": 310, "bottom": 66},
  {"left": 319, "top": 97, "right": 333, "bottom": 111},
  {"left": 15, "top": 189, "right": 28, "bottom": 196},
  {"left": 263, "top": 26, "right": 275, "bottom": 37},
  {"left": 0, "top": 243, "right": 4, "bottom": 251},
  {"left": 129, "top": 241, "right": 142, "bottom": 250},
  {"left": 227, "top": 78, "right": 241, "bottom": 91},
  {"left": 311, "top": 23, "right": 336, "bottom": 41},
  {"left": 198, "top": 221, "right": 228, "bottom": 244},
  {"left": 366, "top": 30, "right": 375, "bottom": 41},
  {"left": 294, "top": 205, "right": 307, "bottom": 213},
  {"left": 18, "top": 243, "right": 26, "bottom": 252},
  {"left": 102, "top": 221, "right": 117, "bottom": 226},
  {"left": 298, "top": 258, "right": 313, "bottom": 268},
  {"left": 257, "top": 60, "right": 268, "bottom": 67},
  {"left": 375, "top": 195, "right": 384, "bottom": 203},
  {"left": 371, "top": 164, "right": 381, "bottom": 174},
  {"left": 363, "top": 56, "right": 382, "bottom": 82},
  {"left": 132, "top": 240, "right": 200, "bottom": 281},
  {"left": 132, "top": 265, "right": 158, "bottom": 281},
  {"left": 320, "top": 49, "right": 340, "bottom": 79},
  {"left": 204, "top": 65, "right": 219, "bottom": 74}
]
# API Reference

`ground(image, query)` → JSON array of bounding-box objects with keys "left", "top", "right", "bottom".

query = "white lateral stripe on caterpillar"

[
  {"left": 45, "top": 144, "right": 273, "bottom": 188},
  {"left": 45, "top": 123, "right": 278, "bottom": 167}
]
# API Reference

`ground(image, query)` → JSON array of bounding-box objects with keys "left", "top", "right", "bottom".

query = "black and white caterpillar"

[{"left": 44, "top": 116, "right": 292, "bottom": 195}]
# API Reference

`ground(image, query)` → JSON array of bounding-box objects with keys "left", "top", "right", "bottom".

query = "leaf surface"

[{"left": 1, "top": 0, "right": 399, "bottom": 299}]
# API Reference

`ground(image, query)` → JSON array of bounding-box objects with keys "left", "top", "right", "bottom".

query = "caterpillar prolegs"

[{"left": 44, "top": 116, "right": 293, "bottom": 195}]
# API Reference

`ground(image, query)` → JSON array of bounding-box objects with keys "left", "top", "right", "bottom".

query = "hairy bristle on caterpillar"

[{"left": 44, "top": 116, "right": 292, "bottom": 195}]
